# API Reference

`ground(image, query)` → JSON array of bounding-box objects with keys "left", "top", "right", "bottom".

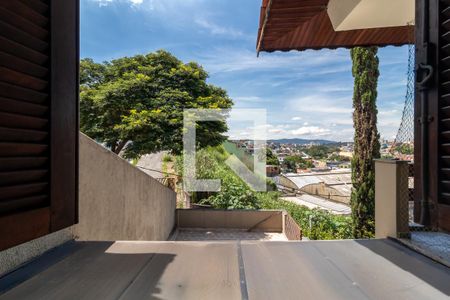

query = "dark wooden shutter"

[
  {"left": 0, "top": 0, "right": 79, "bottom": 250},
  {"left": 415, "top": 0, "right": 450, "bottom": 231}
]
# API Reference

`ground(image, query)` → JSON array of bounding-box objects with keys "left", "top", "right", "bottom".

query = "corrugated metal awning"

[{"left": 256, "top": 0, "right": 414, "bottom": 55}]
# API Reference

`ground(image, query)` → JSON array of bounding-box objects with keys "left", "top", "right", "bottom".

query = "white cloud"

[
  {"left": 145, "top": 0, "right": 203, "bottom": 12},
  {"left": 195, "top": 18, "right": 246, "bottom": 39},
  {"left": 291, "top": 126, "right": 330, "bottom": 136},
  {"left": 268, "top": 128, "right": 285, "bottom": 134},
  {"left": 228, "top": 122, "right": 336, "bottom": 140},
  {"left": 291, "top": 116, "right": 301, "bottom": 121},
  {"left": 196, "top": 47, "right": 349, "bottom": 74},
  {"left": 378, "top": 109, "right": 399, "bottom": 116},
  {"left": 234, "top": 96, "right": 263, "bottom": 103},
  {"left": 94, "top": 0, "right": 113, "bottom": 6},
  {"left": 92, "top": 0, "right": 143, "bottom": 6},
  {"left": 332, "top": 119, "right": 353, "bottom": 126},
  {"left": 288, "top": 95, "right": 353, "bottom": 115}
]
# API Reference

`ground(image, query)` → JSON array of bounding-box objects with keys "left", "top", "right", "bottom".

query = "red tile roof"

[{"left": 257, "top": 0, "right": 414, "bottom": 54}]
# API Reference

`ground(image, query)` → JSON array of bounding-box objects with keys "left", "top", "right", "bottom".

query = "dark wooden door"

[
  {"left": 415, "top": 0, "right": 450, "bottom": 231},
  {"left": 0, "top": 0, "right": 79, "bottom": 250}
]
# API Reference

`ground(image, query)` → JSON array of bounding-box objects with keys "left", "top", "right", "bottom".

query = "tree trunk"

[
  {"left": 350, "top": 47, "right": 381, "bottom": 238},
  {"left": 114, "top": 140, "right": 128, "bottom": 155}
]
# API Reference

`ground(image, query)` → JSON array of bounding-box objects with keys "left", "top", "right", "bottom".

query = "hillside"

[{"left": 268, "top": 138, "right": 338, "bottom": 145}]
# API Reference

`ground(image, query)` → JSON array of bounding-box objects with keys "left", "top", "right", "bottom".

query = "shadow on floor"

[
  {"left": 356, "top": 239, "right": 450, "bottom": 296},
  {"left": 0, "top": 241, "right": 175, "bottom": 300}
]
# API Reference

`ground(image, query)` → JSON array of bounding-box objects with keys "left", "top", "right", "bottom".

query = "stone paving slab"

[
  {"left": 399, "top": 231, "right": 450, "bottom": 267},
  {"left": 173, "top": 229, "right": 288, "bottom": 241}
]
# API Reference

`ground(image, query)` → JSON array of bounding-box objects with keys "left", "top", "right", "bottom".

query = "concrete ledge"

[
  {"left": 373, "top": 159, "right": 410, "bottom": 165},
  {"left": 176, "top": 209, "right": 284, "bottom": 232},
  {"left": 375, "top": 159, "right": 410, "bottom": 239},
  {"left": 73, "top": 134, "right": 177, "bottom": 241}
]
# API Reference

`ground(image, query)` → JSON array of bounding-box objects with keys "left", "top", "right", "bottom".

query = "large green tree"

[
  {"left": 282, "top": 155, "right": 314, "bottom": 172},
  {"left": 350, "top": 47, "right": 381, "bottom": 238},
  {"left": 80, "top": 50, "right": 233, "bottom": 158}
]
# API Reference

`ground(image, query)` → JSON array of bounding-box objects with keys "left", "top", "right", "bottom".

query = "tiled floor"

[
  {"left": 399, "top": 231, "right": 450, "bottom": 267},
  {"left": 173, "top": 229, "right": 288, "bottom": 241},
  {"left": 1, "top": 239, "right": 449, "bottom": 299}
]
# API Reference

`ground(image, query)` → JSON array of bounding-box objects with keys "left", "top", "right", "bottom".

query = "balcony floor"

[
  {"left": 173, "top": 228, "right": 288, "bottom": 241},
  {"left": 0, "top": 239, "right": 449, "bottom": 300}
]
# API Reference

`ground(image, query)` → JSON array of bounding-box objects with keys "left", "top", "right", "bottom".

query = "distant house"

[{"left": 339, "top": 151, "right": 353, "bottom": 159}]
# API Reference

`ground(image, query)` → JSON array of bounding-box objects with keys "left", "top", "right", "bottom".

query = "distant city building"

[
  {"left": 279, "top": 170, "right": 352, "bottom": 204},
  {"left": 339, "top": 151, "right": 353, "bottom": 159}
]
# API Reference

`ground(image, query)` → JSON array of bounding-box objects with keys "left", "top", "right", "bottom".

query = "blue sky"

[{"left": 81, "top": 0, "right": 410, "bottom": 142}]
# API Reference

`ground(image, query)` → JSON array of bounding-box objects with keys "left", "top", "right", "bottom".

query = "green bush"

[
  {"left": 258, "top": 194, "right": 353, "bottom": 240},
  {"left": 162, "top": 154, "right": 173, "bottom": 162},
  {"left": 196, "top": 146, "right": 260, "bottom": 209}
]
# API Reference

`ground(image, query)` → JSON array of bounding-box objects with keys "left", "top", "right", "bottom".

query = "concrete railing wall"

[
  {"left": 176, "top": 209, "right": 284, "bottom": 232},
  {"left": 74, "top": 134, "right": 177, "bottom": 241}
]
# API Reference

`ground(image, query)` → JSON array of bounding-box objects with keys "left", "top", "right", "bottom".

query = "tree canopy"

[
  {"left": 283, "top": 155, "right": 314, "bottom": 171},
  {"left": 80, "top": 50, "right": 233, "bottom": 158},
  {"left": 303, "top": 145, "right": 338, "bottom": 159},
  {"left": 395, "top": 143, "right": 413, "bottom": 155}
]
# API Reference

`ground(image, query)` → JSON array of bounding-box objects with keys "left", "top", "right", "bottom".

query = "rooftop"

[
  {"left": 256, "top": 0, "right": 414, "bottom": 54},
  {"left": 284, "top": 170, "right": 352, "bottom": 190},
  {"left": 282, "top": 195, "right": 351, "bottom": 215},
  {"left": 1, "top": 239, "right": 448, "bottom": 299}
]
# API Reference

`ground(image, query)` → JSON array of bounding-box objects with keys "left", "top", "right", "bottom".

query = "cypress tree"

[{"left": 350, "top": 47, "right": 381, "bottom": 238}]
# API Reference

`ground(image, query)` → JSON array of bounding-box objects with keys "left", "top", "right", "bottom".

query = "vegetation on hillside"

[
  {"left": 263, "top": 148, "right": 280, "bottom": 166},
  {"left": 303, "top": 145, "right": 339, "bottom": 159},
  {"left": 328, "top": 153, "right": 351, "bottom": 162},
  {"left": 282, "top": 155, "right": 314, "bottom": 172},
  {"left": 350, "top": 47, "right": 380, "bottom": 238},
  {"left": 80, "top": 50, "right": 233, "bottom": 158},
  {"left": 222, "top": 141, "right": 254, "bottom": 171},
  {"left": 175, "top": 146, "right": 262, "bottom": 209},
  {"left": 259, "top": 195, "right": 353, "bottom": 240},
  {"left": 175, "top": 145, "right": 353, "bottom": 240}
]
